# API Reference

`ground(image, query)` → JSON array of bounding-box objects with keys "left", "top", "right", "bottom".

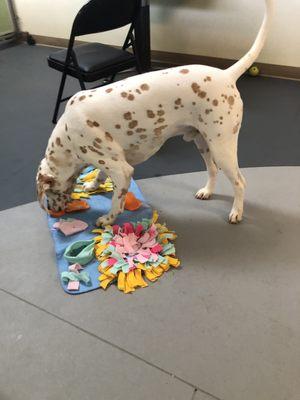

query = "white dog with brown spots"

[{"left": 37, "top": 0, "right": 273, "bottom": 226}]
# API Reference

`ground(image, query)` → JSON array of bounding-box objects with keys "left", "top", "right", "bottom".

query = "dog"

[{"left": 37, "top": 0, "right": 273, "bottom": 226}]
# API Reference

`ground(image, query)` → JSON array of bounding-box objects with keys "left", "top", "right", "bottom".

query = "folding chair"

[{"left": 48, "top": 0, "right": 141, "bottom": 123}]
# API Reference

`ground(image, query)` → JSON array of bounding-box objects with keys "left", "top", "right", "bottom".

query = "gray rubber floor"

[
  {"left": 0, "top": 44, "right": 300, "bottom": 211},
  {"left": 1, "top": 166, "right": 300, "bottom": 400}
]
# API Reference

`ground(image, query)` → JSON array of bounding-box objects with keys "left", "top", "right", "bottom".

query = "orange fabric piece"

[
  {"left": 124, "top": 192, "right": 142, "bottom": 211},
  {"left": 48, "top": 200, "right": 90, "bottom": 217},
  {"left": 65, "top": 200, "right": 90, "bottom": 213}
]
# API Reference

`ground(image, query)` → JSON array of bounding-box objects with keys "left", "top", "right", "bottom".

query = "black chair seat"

[
  {"left": 49, "top": 0, "right": 142, "bottom": 123},
  {"left": 48, "top": 42, "right": 135, "bottom": 74}
]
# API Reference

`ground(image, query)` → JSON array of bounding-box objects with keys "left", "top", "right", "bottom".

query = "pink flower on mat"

[{"left": 106, "top": 223, "right": 163, "bottom": 269}]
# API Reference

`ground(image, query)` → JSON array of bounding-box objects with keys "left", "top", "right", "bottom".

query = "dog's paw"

[
  {"left": 195, "top": 187, "right": 212, "bottom": 200},
  {"left": 83, "top": 180, "right": 100, "bottom": 192},
  {"left": 96, "top": 214, "right": 115, "bottom": 227},
  {"left": 228, "top": 209, "right": 243, "bottom": 224}
]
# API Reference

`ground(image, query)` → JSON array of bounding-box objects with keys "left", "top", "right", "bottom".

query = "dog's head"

[{"left": 36, "top": 158, "right": 72, "bottom": 212}]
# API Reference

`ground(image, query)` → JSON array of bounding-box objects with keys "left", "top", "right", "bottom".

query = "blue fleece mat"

[{"left": 47, "top": 179, "right": 153, "bottom": 294}]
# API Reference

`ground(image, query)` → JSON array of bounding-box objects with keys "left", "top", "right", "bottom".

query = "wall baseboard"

[{"left": 23, "top": 33, "right": 300, "bottom": 80}]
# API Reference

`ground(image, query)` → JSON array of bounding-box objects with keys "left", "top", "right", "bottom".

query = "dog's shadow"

[{"left": 158, "top": 193, "right": 300, "bottom": 271}]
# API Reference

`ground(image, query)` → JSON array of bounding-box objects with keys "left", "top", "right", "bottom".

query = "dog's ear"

[{"left": 36, "top": 173, "right": 55, "bottom": 210}]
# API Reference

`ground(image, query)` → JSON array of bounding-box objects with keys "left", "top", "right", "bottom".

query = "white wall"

[{"left": 14, "top": 0, "right": 300, "bottom": 67}]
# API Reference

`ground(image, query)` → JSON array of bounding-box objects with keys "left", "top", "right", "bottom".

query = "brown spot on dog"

[
  {"left": 80, "top": 146, "right": 87, "bottom": 153},
  {"left": 70, "top": 100, "right": 74, "bottom": 105},
  {"left": 93, "top": 140, "right": 102, "bottom": 149},
  {"left": 140, "top": 134, "right": 147, "bottom": 139},
  {"left": 154, "top": 125, "right": 168, "bottom": 136},
  {"left": 212, "top": 99, "right": 219, "bottom": 106},
  {"left": 55, "top": 137, "right": 63, "bottom": 147},
  {"left": 157, "top": 109, "right": 165, "bottom": 116},
  {"left": 127, "top": 94, "right": 135, "bottom": 101},
  {"left": 94, "top": 138, "right": 102, "bottom": 144},
  {"left": 135, "top": 89, "right": 142, "bottom": 94},
  {"left": 105, "top": 88, "right": 113, "bottom": 93},
  {"left": 192, "top": 83, "right": 207, "bottom": 99},
  {"left": 49, "top": 156, "right": 60, "bottom": 166},
  {"left": 129, "top": 120, "right": 138, "bottom": 129},
  {"left": 98, "top": 160, "right": 105, "bottom": 165},
  {"left": 121, "top": 92, "right": 127, "bottom": 98},
  {"left": 87, "top": 120, "right": 94, "bottom": 127},
  {"left": 192, "top": 102, "right": 196, "bottom": 105},
  {"left": 127, "top": 130, "right": 134, "bottom": 135},
  {"left": 93, "top": 121, "right": 99, "bottom": 127},
  {"left": 65, "top": 124, "right": 68, "bottom": 132},
  {"left": 233, "top": 123, "right": 240, "bottom": 134},
  {"left": 88, "top": 146, "right": 104, "bottom": 156},
  {"left": 217, "top": 133, "right": 221, "bottom": 137},
  {"left": 112, "top": 156, "right": 118, "bottom": 161},
  {"left": 147, "top": 110, "right": 155, "bottom": 118},
  {"left": 136, "top": 128, "right": 146, "bottom": 133},
  {"left": 118, "top": 188, "right": 128, "bottom": 199},
  {"left": 105, "top": 132, "right": 113, "bottom": 141},
  {"left": 180, "top": 69, "right": 189, "bottom": 74},
  {"left": 140, "top": 84, "right": 149, "bottom": 91},
  {"left": 205, "top": 109, "right": 213, "bottom": 115},
  {"left": 191, "top": 82, "right": 200, "bottom": 93},
  {"left": 124, "top": 112, "right": 132, "bottom": 120},
  {"left": 156, "top": 118, "right": 165, "bottom": 124},
  {"left": 228, "top": 96, "right": 235, "bottom": 106},
  {"left": 115, "top": 124, "right": 121, "bottom": 129},
  {"left": 175, "top": 98, "right": 182, "bottom": 105},
  {"left": 79, "top": 95, "right": 86, "bottom": 101},
  {"left": 235, "top": 180, "right": 239, "bottom": 186}
]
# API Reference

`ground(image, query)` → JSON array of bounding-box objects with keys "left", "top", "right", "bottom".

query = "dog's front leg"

[{"left": 96, "top": 162, "right": 134, "bottom": 227}]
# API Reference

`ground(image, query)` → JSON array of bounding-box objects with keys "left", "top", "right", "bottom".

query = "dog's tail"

[{"left": 227, "top": 0, "right": 274, "bottom": 81}]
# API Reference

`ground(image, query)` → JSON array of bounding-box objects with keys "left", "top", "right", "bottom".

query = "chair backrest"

[{"left": 72, "top": 0, "right": 140, "bottom": 37}]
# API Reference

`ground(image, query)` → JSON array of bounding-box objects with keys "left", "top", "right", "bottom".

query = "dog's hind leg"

[
  {"left": 96, "top": 161, "right": 134, "bottom": 227},
  {"left": 210, "top": 140, "right": 246, "bottom": 223},
  {"left": 194, "top": 134, "right": 218, "bottom": 200}
]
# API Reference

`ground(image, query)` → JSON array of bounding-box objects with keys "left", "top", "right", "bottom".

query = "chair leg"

[
  {"left": 78, "top": 77, "right": 86, "bottom": 91},
  {"left": 52, "top": 71, "right": 67, "bottom": 124},
  {"left": 109, "top": 74, "right": 117, "bottom": 83}
]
